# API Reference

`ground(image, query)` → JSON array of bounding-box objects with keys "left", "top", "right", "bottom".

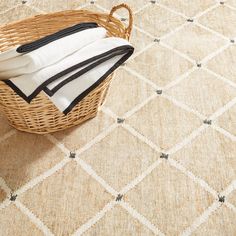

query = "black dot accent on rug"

[
  {"left": 117, "top": 118, "right": 125, "bottom": 124},
  {"left": 154, "top": 38, "right": 160, "bottom": 43},
  {"left": 10, "top": 193, "right": 18, "bottom": 201},
  {"left": 230, "top": 39, "right": 235, "bottom": 43},
  {"left": 160, "top": 153, "right": 169, "bottom": 159},
  {"left": 218, "top": 195, "right": 225, "bottom": 203},
  {"left": 121, "top": 18, "right": 127, "bottom": 22},
  {"left": 69, "top": 152, "right": 76, "bottom": 159},
  {"left": 197, "top": 63, "right": 202, "bottom": 68},
  {"left": 90, "top": 1, "right": 95, "bottom": 4},
  {"left": 220, "top": 1, "right": 224, "bottom": 5},
  {"left": 150, "top": 0, "right": 156, "bottom": 4},
  {"left": 203, "top": 119, "right": 212, "bottom": 125},
  {"left": 22, "top": 0, "right": 27, "bottom": 4},
  {"left": 116, "top": 194, "right": 123, "bottom": 201},
  {"left": 156, "top": 89, "right": 162, "bottom": 95},
  {"left": 187, "top": 19, "right": 194, "bottom": 22}
]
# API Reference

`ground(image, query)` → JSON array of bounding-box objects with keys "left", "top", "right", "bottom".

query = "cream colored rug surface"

[{"left": 0, "top": 0, "right": 236, "bottom": 235}]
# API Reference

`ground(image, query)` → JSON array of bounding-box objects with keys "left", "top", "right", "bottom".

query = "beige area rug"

[{"left": 0, "top": 0, "right": 236, "bottom": 235}]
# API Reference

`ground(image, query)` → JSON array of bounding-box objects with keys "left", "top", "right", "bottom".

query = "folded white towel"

[
  {"left": 0, "top": 27, "right": 107, "bottom": 78},
  {"left": 0, "top": 47, "right": 21, "bottom": 62},
  {"left": 51, "top": 54, "right": 125, "bottom": 114},
  {"left": 6, "top": 37, "right": 132, "bottom": 99},
  {"left": 5, "top": 37, "right": 134, "bottom": 114},
  {"left": 0, "top": 22, "right": 98, "bottom": 64}
]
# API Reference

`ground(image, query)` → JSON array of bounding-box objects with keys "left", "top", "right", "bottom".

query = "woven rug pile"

[{"left": 0, "top": 0, "right": 236, "bottom": 235}]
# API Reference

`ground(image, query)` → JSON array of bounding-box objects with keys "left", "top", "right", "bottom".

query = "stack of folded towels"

[{"left": 0, "top": 22, "right": 134, "bottom": 114}]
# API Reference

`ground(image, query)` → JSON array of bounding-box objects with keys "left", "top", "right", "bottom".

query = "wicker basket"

[{"left": 0, "top": 4, "right": 133, "bottom": 134}]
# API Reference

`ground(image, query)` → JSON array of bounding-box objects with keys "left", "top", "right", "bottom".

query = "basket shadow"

[{"left": 0, "top": 114, "right": 65, "bottom": 193}]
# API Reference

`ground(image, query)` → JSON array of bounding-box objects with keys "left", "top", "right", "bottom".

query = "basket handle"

[{"left": 109, "top": 3, "right": 133, "bottom": 39}]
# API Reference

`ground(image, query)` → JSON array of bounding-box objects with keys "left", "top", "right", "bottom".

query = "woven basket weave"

[{"left": 0, "top": 4, "right": 133, "bottom": 134}]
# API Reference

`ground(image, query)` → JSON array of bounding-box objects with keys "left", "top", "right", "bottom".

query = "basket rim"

[
  {"left": 0, "top": 3, "right": 133, "bottom": 53},
  {"left": 0, "top": 9, "right": 121, "bottom": 31}
]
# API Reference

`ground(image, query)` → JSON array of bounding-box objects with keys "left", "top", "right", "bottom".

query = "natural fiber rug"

[{"left": 0, "top": 0, "right": 236, "bottom": 235}]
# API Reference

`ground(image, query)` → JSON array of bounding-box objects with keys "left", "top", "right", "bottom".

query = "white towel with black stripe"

[
  {"left": 4, "top": 37, "right": 134, "bottom": 114},
  {"left": 0, "top": 25, "right": 106, "bottom": 78},
  {"left": 0, "top": 22, "right": 100, "bottom": 63}
]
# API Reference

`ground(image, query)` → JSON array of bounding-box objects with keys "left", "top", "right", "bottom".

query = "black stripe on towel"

[
  {"left": 16, "top": 22, "right": 98, "bottom": 53},
  {"left": 46, "top": 46, "right": 134, "bottom": 95},
  {"left": 63, "top": 46, "right": 134, "bottom": 115},
  {"left": 4, "top": 45, "right": 133, "bottom": 103},
  {"left": 4, "top": 79, "right": 32, "bottom": 103},
  {"left": 4, "top": 45, "right": 134, "bottom": 114}
]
